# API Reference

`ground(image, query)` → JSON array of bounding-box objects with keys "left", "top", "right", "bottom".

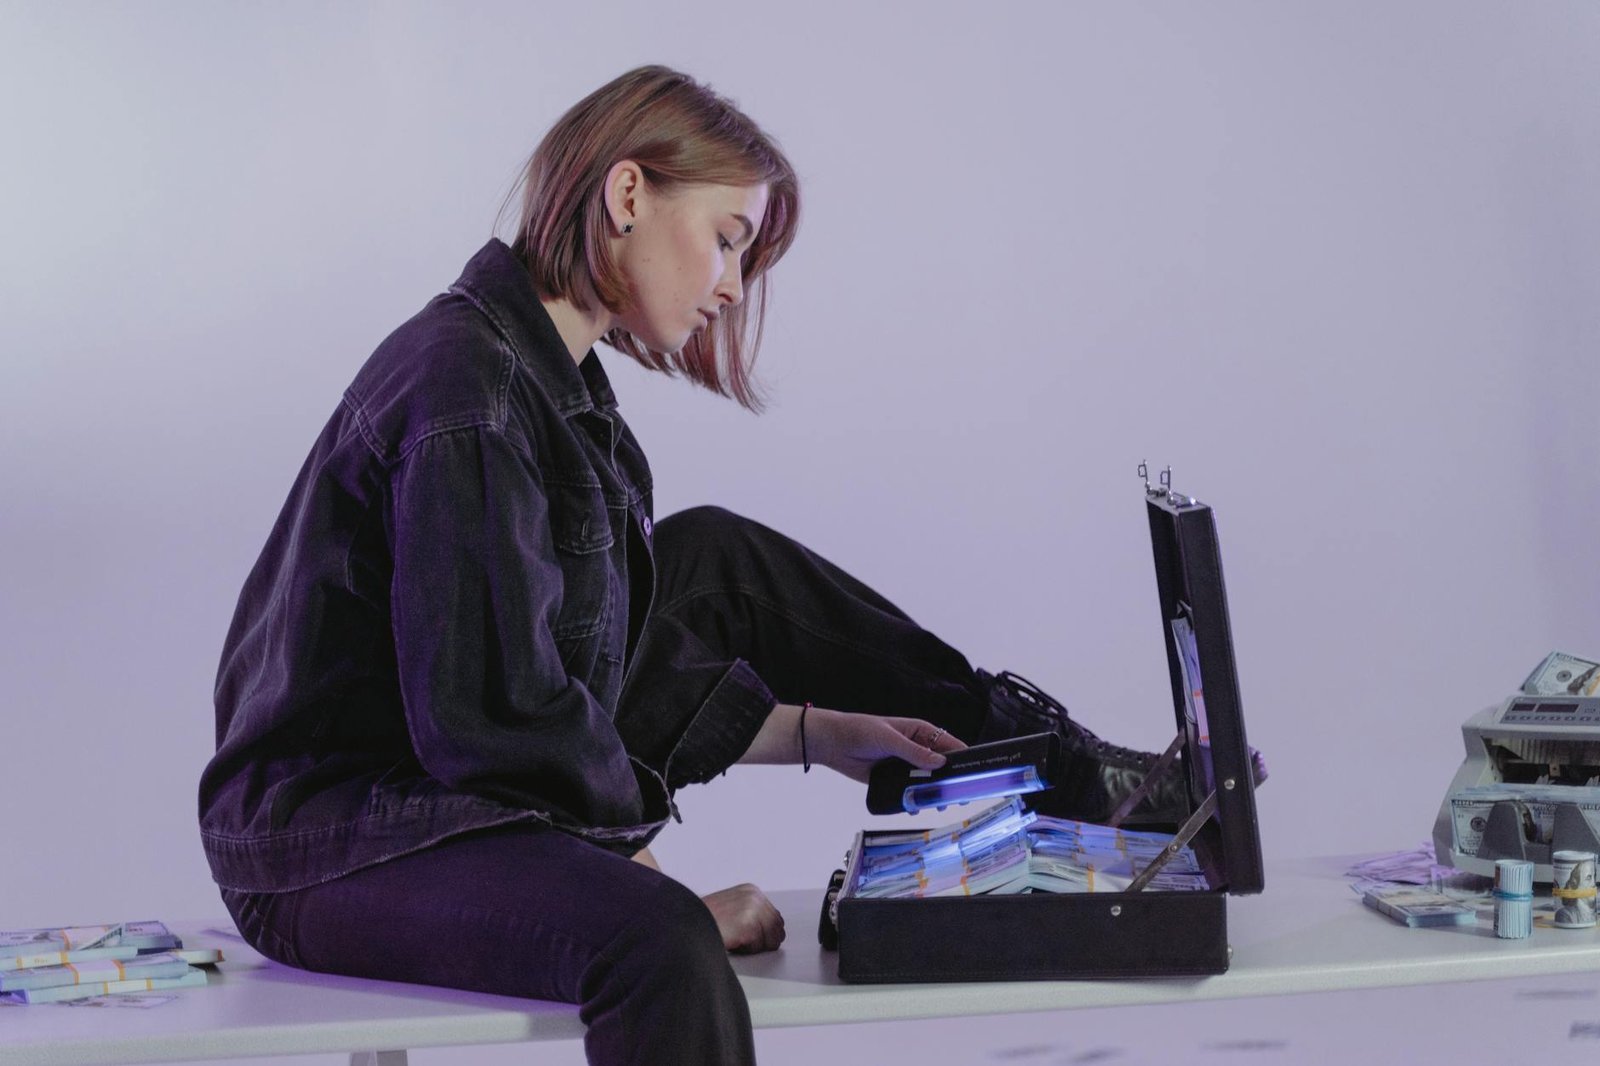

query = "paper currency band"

[
  {"left": 1552, "top": 886, "right": 1599, "bottom": 900},
  {"left": 1492, "top": 890, "right": 1534, "bottom": 901}
]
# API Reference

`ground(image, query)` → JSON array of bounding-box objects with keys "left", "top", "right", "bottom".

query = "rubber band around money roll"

[
  {"left": 1551, "top": 850, "right": 1598, "bottom": 930},
  {"left": 1493, "top": 859, "right": 1534, "bottom": 939}
]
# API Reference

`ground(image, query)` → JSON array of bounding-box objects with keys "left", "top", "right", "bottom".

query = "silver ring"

[{"left": 927, "top": 727, "right": 945, "bottom": 747}]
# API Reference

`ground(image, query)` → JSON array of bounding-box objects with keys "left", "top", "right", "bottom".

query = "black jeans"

[{"left": 222, "top": 506, "right": 991, "bottom": 1066}]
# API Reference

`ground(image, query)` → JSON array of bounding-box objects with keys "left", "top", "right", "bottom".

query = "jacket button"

[{"left": 642, "top": 515, "right": 653, "bottom": 537}]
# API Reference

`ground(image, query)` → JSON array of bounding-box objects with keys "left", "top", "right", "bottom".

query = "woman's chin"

[{"left": 628, "top": 325, "right": 692, "bottom": 355}]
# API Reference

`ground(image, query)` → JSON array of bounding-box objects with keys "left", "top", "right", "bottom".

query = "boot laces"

[{"left": 995, "top": 671, "right": 1155, "bottom": 770}]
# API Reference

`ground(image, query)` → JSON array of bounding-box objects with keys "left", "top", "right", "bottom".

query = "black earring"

[{"left": 622, "top": 223, "right": 634, "bottom": 235}]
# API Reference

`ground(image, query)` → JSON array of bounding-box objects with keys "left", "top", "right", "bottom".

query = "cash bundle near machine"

[{"left": 818, "top": 470, "right": 1266, "bottom": 983}]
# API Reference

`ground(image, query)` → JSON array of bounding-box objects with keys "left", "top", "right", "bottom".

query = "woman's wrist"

[
  {"left": 735, "top": 702, "right": 836, "bottom": 768},
  {"left": 736, "top": 702, "right": 802, "bottom": 766}
]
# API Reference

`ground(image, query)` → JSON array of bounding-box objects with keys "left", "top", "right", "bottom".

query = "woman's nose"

[{"left": 716, "top": 264, "right": 745, "bottom": 308}]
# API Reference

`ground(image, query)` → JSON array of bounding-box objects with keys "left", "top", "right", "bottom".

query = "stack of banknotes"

[
  {"left": 0, "top": 922, "right": 221, "bottom": 1005},
  {"left": 1359, "top": 885, "right": 1476, "bottom": 928},
  {"left": 850, "top": 797, "right": 1209, "bottom": 899},
  {"left": 1448, "top": 784, "right": 1600, "bottom": 857}
]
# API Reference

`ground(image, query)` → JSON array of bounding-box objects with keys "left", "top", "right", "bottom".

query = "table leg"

[{"left": 350, "top": 1052, "right": 408, "bottom": 1066}]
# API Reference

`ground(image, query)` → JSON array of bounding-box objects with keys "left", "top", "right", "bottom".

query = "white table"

[{"left": 7, "top": 856, "right": 1600, "bottom": 1066}]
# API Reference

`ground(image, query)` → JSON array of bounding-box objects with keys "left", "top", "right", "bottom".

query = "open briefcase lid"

[
  {"left": 1143, "top": 466, "right": 1264, "bottom": 895},
  {"left": 859, "top": 466, "right": 1265, "bottom": 895}
]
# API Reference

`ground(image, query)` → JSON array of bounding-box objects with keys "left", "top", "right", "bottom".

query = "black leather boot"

[{"left": 975, "top": 669, "right": 1265, "bottom": 825}]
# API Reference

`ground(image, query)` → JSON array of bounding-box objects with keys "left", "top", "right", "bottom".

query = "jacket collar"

[{"left": 448, "top": 238, "right": 620, "bottom": 417}]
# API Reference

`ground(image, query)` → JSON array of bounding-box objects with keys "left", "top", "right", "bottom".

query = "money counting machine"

[
  {"left": 1433, "top": 695, "right": 1600, "bottom": 884},
  {"left": 818, "top": 467, "right": 1265, "bottom": 983}
]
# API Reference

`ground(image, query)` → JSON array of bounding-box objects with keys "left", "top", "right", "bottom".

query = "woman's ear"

[{"left": 604, "top": 160, "right": 644, "bottom": 236}]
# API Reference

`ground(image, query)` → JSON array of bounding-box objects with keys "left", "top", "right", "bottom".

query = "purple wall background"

[{"left": 3, "top": 2, "right": 1597, "bottom": 1062}]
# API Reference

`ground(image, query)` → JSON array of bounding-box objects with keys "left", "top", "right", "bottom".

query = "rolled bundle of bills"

[
  {"left": 1552, "top": 851, "right": 1598, "bottom": 929},
  {"left": 1493, "top": 859, "right": 1534, "bottom": 939}
]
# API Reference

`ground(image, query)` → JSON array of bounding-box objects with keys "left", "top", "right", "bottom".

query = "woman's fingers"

[
  {"left": 807, "top": 710, "right": 972, "bottom": 782},
  {"left": 702, "top": 883, "right": 786, "bottom": 954},
  {"left": 930, "top": 726, "right": 969, "bottom": 754},
  {"left": 887, "top": 717, "right": 968, "bottom": 768},
  {"left": 755, "top": 896, "right": 786, "bottom": 953},
  {"left": 736, "top": 888, "right": 785, "bottom": 954}
]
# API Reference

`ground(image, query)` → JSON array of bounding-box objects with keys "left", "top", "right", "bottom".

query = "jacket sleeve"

[
  {"left": 387, "top": 424, "right": 644, "bottom": 827},
  {"left": 613, "top": 610, "right": 779, "bottom": 792}
]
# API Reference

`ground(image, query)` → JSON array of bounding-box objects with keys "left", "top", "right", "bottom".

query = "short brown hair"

[{"left": 506, "top": 65, "right": 800, "bottom": 412}]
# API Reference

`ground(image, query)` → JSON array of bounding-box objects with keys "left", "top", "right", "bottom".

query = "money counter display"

[{"left": 819, "top": 471, "right": 1265, "bottom": 983}]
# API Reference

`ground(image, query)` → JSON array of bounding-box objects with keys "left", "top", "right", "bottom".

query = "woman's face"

[{"left": 614, "top": 179, "right": 769, "bottom": 354}]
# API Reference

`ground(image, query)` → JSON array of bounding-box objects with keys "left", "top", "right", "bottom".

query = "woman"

[{"left": 198, "top": 65, "right": 1187, "bottom": 1065}]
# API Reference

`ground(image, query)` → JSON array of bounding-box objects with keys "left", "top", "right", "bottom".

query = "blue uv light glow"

[{"left": 902, "top": 766, "right": 1044, "bottom": 814}]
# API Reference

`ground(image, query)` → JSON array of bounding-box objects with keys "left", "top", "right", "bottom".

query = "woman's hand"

[
  {"left": 734, "top": 702, "right": 970, "bottom": 782},
  {"left": 810, "top": 709, "right": 969, "bottom": 784},
  {"left": 700, "top": 883, "right": 786, "bottom": 954}
]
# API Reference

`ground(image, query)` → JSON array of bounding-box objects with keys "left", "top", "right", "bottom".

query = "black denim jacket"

[{"left": 199, "top": 239, "right": 775, "bottom": 893}]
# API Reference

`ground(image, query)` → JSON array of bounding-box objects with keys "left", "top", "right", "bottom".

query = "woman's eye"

[{"left": 718, "top": 235, "right": 734, "bottom": 252}]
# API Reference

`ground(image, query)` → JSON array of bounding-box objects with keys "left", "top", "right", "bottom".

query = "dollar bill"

[
  {"left": 60, "top": 994, "right": 179, "bottom": 1009},
  {"left": 174, "top": 949, "right": 223, "bottom": 967},
  {"left": 854, "top": 798, "right": 1209, "bottom": 898},
  {"left": 0, "top": 922, "right": 180, "bottom": 961},
  {"left": 1171, "top": 616, "right": 1217, "bottom": 793},
  {"left": 1029, "top": 853, "right": 1207, "bottom": 894},
  {"left": 0, "top": 968, "right": 206, "bottom": 1005},
  {"left": 0, "top": 945, "right": 219, "bottom": 974},
  {"left": 1493, "top": 859, "right": 1534, "bottom": 939},
  {"left": 0, "top": 952, "right": 193, "bottom": 993},
  {"left": 865, "top": 797, "right": 1034, "bottom": 851},
  {"left": 1524, "top": 652, "right": 1600, "bottom": 698},
  {"left": 116, "top": 922, "right": 182, "bottom": 950},
  {"left": 0, "top": 946, "right": 141, "bottom": 972},
  {"left": 857, "top": 802, "right": 1033, "bottom": 892},
  {"left": 857, "top": 835, "right": 1031, "bottom": 898},
  {"left": 0, "top": 926, "right": 120, "bottom": 959},
  {"left": 1030, "top": 817, "right": 1204, "bottom": 875},
  {"left": 1449, "top": 787, "right": 1600, "bottom": 858},
  {"left": 1552, "top": 851, "right": 1598, "bottom": 929},
  {"left": 1345, "top": 843, "right": 1453, "bottom": 886},
  {"left": 930, "top": 840, "right": 1032, "bottom": 897},
  {"left": 1361, "top": 886, "right": 1476, "bottom": 928}
]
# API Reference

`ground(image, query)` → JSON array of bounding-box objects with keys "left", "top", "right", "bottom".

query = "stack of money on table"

[
  {"left": 1359, "top": 884, "right": 1477, "bottom": 928},
  {"left": 0, "top": 922, "right": 222, "bottom": 1005},
  {"left": 850, "top": 797, "right": 1209, "bottom": 899}
]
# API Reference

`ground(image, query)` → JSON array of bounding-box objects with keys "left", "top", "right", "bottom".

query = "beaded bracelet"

[{"left": 800, "top": 701, "right": 813, "bottom": 773}]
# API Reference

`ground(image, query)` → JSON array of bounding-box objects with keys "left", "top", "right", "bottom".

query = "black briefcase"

[{"left": 820, "top": 471, "right": 1265, "bottom": 983}]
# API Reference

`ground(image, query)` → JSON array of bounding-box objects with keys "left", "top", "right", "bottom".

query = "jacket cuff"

[{"left": 662, "top": 660, "right": 777, "bottom": 791}]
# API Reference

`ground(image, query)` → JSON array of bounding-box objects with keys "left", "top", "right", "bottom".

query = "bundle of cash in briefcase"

[
  {"left": 819, "top": 466, "right": 1265, "bottom": 983},
  {"left": 1433, "top": 652, "right": 1600, "bottom": 885}
]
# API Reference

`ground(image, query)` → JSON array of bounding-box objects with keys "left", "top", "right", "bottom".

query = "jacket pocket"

[
  {"left": 547, "top": 482, "right": 617, "bottom": 682},
  {"left": 549, "top": 481, "right": 615, "bottom": 556}
]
